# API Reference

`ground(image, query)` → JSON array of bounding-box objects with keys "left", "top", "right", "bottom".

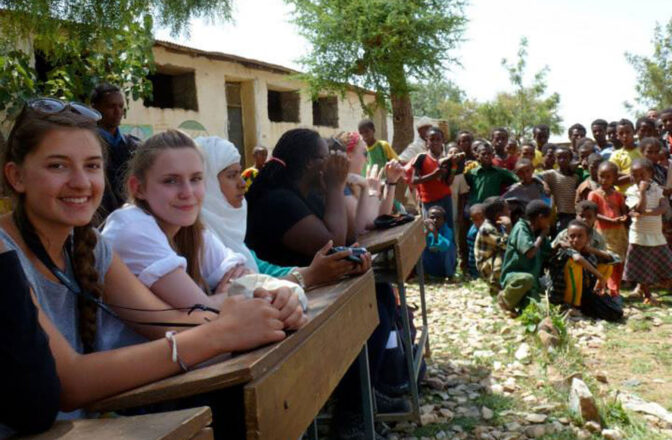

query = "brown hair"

[
  {"left": 126, "top": 129, "right": 208, "bottom": 290},
  {"left": 2, "top": 106, "right": 104, "bottom": 353}
]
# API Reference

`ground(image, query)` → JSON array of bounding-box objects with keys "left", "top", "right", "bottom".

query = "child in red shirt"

[
  {"left": 587, "top": 161, "right": 628, "bottom": 296},
  {"left": 410, "top": 126, "right": 462, "bottom": 229}
]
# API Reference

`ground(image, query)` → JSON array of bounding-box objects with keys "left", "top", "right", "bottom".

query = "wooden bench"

[
  {"left": 357, "top": 216, "right": 429, "bottom": 424},
  {"left": 19, "top": 407, "right": 212, "bottom": 440},
  {"left": 88, "top": 270, "right": 379, "bottom": 440}
]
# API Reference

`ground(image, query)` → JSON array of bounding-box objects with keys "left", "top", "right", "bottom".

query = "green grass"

[
  {"left": 629, "top": 358, "right": 653, "bottom": 374},
  {"left": 450, "top": 416, "right": 479, "bottom": 431},
  {"left": 473, "top": 393, "right": 516, "bottom": 425},
  {"left": 411, "top": 422, "right": 452, "bottom": 437},
  {"left": 628, "top": 319, "right": 653, "bottom": 332}
]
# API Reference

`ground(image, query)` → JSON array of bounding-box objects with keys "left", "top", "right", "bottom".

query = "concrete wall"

[{"left": 122, "top": 45, "right": 385, "bottom": 165}]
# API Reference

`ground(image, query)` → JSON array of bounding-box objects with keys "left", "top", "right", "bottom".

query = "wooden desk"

[
  {"left": 358, "top": 216, "right": 426, "bottom": 280},
  {"left": 358, "top": 216, "right": 429, "bottom": 424},
  {"left": 90, "top": 271, "right": 379, "bottom": 440},
  {"left": 19, "top": 407, "right": 212, "bottom": 440}
]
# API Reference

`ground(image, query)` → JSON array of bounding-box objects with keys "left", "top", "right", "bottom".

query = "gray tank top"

[{"left": 0, "top": 227, "right": 133, "bottom": 422}]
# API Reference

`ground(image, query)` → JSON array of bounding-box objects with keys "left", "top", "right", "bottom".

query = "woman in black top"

[
  {"left": 0, "top": 240, "right": 61, "bottom": 437},
  {"left": 245, "top": 129, "right": 407, "bottom": 439}
]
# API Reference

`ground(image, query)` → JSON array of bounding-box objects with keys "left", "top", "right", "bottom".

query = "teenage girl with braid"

[{"left": 0, "top": 100, "right": 287, "bottom": 426}]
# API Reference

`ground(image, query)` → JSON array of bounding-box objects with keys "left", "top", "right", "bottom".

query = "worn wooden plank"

[
  {"left": 19, "top": 407, "right": 211, "bottom": 440},
  {"left": 189, "top": 428, "right": 214, "bottom": 440},
  {"left": 357, "top": 216, "right": 422, "bottom": 254},
  {"left": 393, "top": 217, "right": 426, "bottom": 280},
  {"left": 244, "top": 272, "right": 378, "bottom": 440},
  {"left": 89, "top": 271, "right": 375, "bottom": 413}
]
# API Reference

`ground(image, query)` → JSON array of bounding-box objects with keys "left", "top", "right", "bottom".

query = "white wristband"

[{"left": 165, "top": 331, "right": 189, "bottom": 373}]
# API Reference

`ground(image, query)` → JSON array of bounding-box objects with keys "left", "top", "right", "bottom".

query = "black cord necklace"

[{"left": 13, "top": 209, "right": 218, "bottom": 328}]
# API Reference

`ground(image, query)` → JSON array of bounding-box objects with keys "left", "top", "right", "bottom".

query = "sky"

[{"left": 155, "top": 0, "right": 670, "bottom": 142}]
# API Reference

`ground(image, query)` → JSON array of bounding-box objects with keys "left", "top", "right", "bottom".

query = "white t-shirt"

[
  {"left": 399, "top": 139, "right": 426, "bottom": 163},
  {"left": 625, "top": 182, "right": 666, "bottom": 246},
  {"left": 101, "top": 205, "right": 247, "bottom": 291}
]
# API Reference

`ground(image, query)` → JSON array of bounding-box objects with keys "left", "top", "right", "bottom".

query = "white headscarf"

[{"left": 196, "top": 136, "right": 259, "bottom": 272}]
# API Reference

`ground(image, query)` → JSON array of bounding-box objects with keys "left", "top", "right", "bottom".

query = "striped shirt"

[{"left": 539, "top": 170, "right": 580, "bottom": 214}]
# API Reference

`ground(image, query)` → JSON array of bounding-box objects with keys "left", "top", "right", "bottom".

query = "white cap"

[{"left": 416, "top": 116, "right": 433, "bottom": 129}]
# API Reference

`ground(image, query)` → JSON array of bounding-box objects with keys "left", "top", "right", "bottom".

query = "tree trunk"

[{"left": 390, "top": 92, "right": 414, "bottom": 154}]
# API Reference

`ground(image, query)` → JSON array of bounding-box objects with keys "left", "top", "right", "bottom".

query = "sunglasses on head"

[{"left": 27, "top": 97, "right": 102, "bottom": 122}]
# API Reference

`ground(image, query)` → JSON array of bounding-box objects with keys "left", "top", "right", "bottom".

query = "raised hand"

[{"left": 324, "top": 150, "right": 350, "bottom": 188}]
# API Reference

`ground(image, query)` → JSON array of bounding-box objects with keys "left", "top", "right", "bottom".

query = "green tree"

[
  {"left": 287, "top": 0, "right": 466, "bottom": 153},
  {"left": 0, "top": 0, "right": 234, "bottom": 119},
  {"left": 625, "top": 18, "right": 672, "bottom": 112},
  {"left": 410, "top": 79, "right": 464, "bottom": 119},
  {"left": 439, "top": 37, "right": 562, "bottom": 141}
]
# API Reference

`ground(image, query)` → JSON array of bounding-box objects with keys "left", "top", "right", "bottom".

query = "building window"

[
  {"left": 144, "top": 67, "right": 198, "bottom": 111},
  {"left": 312, "top": 96, "right": 338, "bottom": 127},
  {"left": 267, "top": 90, "right": 300, "bottom": 123}
]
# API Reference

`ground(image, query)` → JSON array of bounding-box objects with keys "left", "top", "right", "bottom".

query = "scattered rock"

[
  {"left": 601, "top": 428, "right": 624, "bottom": 440},
  {"left": 538, "top": 329, "right": 560, "bottom": 347},
  {"left": 621, "top": 378, "right": 641, "bottom": 387},
  {"left": 481, "top": 406, "right": 494, "bottom": 420},
  {"left": 538, "top": 316, "right": 556, "bottom": 334},
  {"left": 514, "top": 343, "right": 530, "bottom": 361},
  {"left": 569, "top": 378, "right": 600, "bottom": 422},
  {"left": 525, "top": 413, "right": 548, "bottom": 423},
  {"left": 524, "top": 425, "right": 546, "bottom": 438},
  {"left": 584, "top": 421, "right": 601, "bottom": 433},
  {"left": 618, "top": 392, "right": 672, "bottom": 426},
  {"left": 594, "top": 372, "right": 608, "bottom": 383},
  {"left": 419, "top": 404, "right": 434, "bottom": 415},
  {"left": 439, "top": 408, "right": 454, "bottom": 420},
  {"left": 419, "top": 413, "right": 438, "bottom": 425},
  {"left": 424, "top": 377, "right": 445, "bottom": 390}
]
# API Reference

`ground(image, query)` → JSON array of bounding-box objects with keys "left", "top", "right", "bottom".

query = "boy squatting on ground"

[
  {"left": 548, "top": 220, "right": 623, "bottom": 322},
  {"left": 498, "top": 200, "right": 553, "bottom": 315},
  {"left": 474, "top": 197, "right": 511, "bottom": 296}
]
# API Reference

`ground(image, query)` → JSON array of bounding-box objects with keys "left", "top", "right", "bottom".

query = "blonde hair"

[{"left": 126, "top": 129, "right": 208, "bottom": 290}]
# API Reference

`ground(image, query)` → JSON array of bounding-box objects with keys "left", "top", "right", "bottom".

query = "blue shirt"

[
  {"left": 422, "top": 224, "right": 456, "bottom": 278},
  {"left": 98, "top": 127, "right": 127, "bottom": 150},
  {"left": 599, "top": 143, "right": 615, "bottom": 160},
  {"left": 466, "top": 224, "right": 479, "bottom": 277}
]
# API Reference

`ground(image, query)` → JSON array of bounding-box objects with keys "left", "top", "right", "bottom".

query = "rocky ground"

[{"left": 385, "top": 278, "right": 672, "bottom": 440}]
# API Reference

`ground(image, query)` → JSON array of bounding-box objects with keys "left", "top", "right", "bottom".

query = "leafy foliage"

[
  {"left": 625, "top": 18, "right": 672, "bottom": 112},
  {"left": 288, "top": 0, "right": 466, "bottom": 97},
  {"left": 0, "top": 0, "right": 233, "bottom": 120},
  {"left": 287, "top": 0, "right": 466, "bottom": 150},
  {"left": 410, "top": 79, "right": 464, "bottom": 119},
  {"left": 438, "top": 38, "right": 562, "bottom": 141}
]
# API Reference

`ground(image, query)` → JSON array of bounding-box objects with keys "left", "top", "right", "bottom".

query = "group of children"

[
  {"left": 2, "top": 85, "right": 672, "bottom": 439},
  {"left": 343, "top": 112, "right": 672, "bottom": 322}
]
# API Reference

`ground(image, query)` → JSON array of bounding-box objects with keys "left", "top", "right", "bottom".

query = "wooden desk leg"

[
  {"left": 358, "top": 345, "right": 375, "bottom": 440},
  {"left": 415, "top": 258, "right": 431, "bottom": 357},
  {"left": 396, "top": 278, "right": 421, "bottom": 423}
]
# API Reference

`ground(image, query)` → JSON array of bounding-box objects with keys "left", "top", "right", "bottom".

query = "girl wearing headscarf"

[{"left": 197, "top": 136, "right": 360, "bottom": 288}]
